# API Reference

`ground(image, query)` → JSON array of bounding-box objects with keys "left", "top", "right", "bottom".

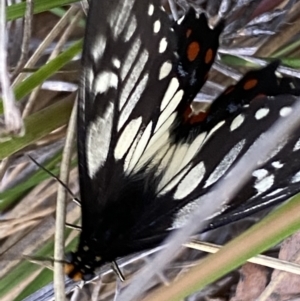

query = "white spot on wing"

[
  {"left": 120, "top": 38, "right": 141, "bottom": 81},
  {"left": 93, "top": 71, "right": 118, "bottom": 94},
  {"left": 155, "top": 89, "right": 183, "bottom": 131},
  {"left": 254, "top": 174, "right": 274, "bottom": 194},
  {"left": 158, "top": 144, "right": 188, "bottom": 191},
  {"left": 153, "top": 20, "right": 161, "bottom": 33},
  {"left": 255, "top": 107, "right": 269, "bottom": 120},
  {"left": 91, "top": 35, "right": 106, "bottom": 61},
  {"left": 159, "top": 37, "right": 168, "bottom": 53},
  {"left": 147, "top": 143, "right": 170, "bottom": 169},
  {"left": 148, "top": 113, "right": 176, "bottom": 149},
  {"left": 118, "top": 73, "right": 149, "bottom": 130},
  {"left": 177, "top": 15, "right": 185, "bottom": 25},
  {"left": 294, "top": 138, "right": 300, "bottom": 151},
  {"left": 159, "top": 163, "right": 191, "bottom": 196},
  {"left": 141, "top": 115, "right": 175, "bottom": 167},
  {"left": 112, "top": 58, "right": 121, "bottom": 69},
  {"left": 272, "top": 161, "right": 283, "bottom": 169},
  {"left": 110, "top": 0, "right": 135, "bottom": 38},
  {"left": 119, "top": 48, "right": 149, "bottom": 109},
  {"left": 124, "top": 131, "right": 140, "bottom": 171},
  {"left": 230, "top": 114, "right": 244, "bottom": 131},
  {"left": 204, "top": 139, "right": 246, "bottom": 188},
  {"left": 291, "top": 171, "right": 300, "bottom": 183},
  {"left": 159, "top": 61, "right": 172, "bottom": 80},
  {"left": 179, "top": 132, "right": 207, "bottom": 170},
  {"left": 155, "top": 145, "right": 176, "bottom": 177},
  {"left": 264, "top": 188, "right": 284, "bottom": 197},
  {"left": 126, "top": 121, "right": 153, "bottom": 172},
  {"left": 86, "top": 102, "right": 114, "bottom": 178},
  {"left": 174, "top": 162, "right": 206, "bottom": 199},
  {"left": 160, "top": 77, "right": 179, "bottom": 111},
  {"left": 280, "top": 106, "right": 292, "bottom": 117},
  {"left": 123, "top": 14, "right": 137, "bottom": 42},
  {"left": 115, "top": 117, "right": 142, "bottom": 160},
  {"left": 204, "top": 120, "right": 226, "bottom": 144},
  {"left": 252, "top": 169, "right": 268, "bottom": 180},
  {"left": 148, "top": 4, "right": 154, "bottom": 16},
  {"left": 136, "top": 114, "right": 176, "bottom": 169}
]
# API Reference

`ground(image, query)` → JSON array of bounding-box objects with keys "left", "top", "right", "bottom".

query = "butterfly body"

[{"left": 65, "top": 0, "right": 300, "bottom": 281}]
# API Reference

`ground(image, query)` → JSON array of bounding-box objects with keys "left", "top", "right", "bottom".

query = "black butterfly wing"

[
  {"left": 204, "top": 107, "right": 300, "bottom": 231},
  {"left": 170, "top": 94, "right": 300, "bottom": 229},
  {"left": 78, "top": 0, "right": 178, "bottom": 232}
]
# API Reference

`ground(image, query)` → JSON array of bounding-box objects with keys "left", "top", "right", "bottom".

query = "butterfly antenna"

[
  {"left": 23, "top": 255, "right": 67, "bottom": 269},
  {"left": 65, "top": 223, "right": 81, "bottom": 231},
  {"left": 111, "top": 261, "right": 125, "bottom": 282},
  {"left": 28, "top": 155, "right": 80, "bottom": 204}
]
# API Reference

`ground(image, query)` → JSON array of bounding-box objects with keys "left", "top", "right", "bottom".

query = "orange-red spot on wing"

[
  {"left": 189, "top": 112, "right": 208, "bottom": 124},
  {"left": 205, "top": 48, "right": 214, "bottom": 64},
  {"left": 64, "top": 263, "right": 83, "bottom": 281},
  {"left": 186, "top": 29, "right": 192, "bottom": 38},
  {"left": 72, "top": 272, "right": 84, "bottom": 282},
  {"left": 187, "top": 42, "right": 200, "bottom": 61},
  {"left": 183, "top": 104, "right": 209, "bottom": 124},
  {"left": 243, "top": 79, "right": 258, "bottom": 90},
  {"left": 64, "top": 263, "right": 75, "bottom": 275}
]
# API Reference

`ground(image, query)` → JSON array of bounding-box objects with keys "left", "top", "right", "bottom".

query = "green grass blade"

[
  {"left": 0, "top": 95, "right": 74, "bottom": 160},
  {"left": 6, "top": 40, "right": 82, "bottom": 111},
  {"left": 6, "top": 0, "right": 79, "bottom": 21}
]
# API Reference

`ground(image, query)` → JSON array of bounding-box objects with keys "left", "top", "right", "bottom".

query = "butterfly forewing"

[
  {"left": 74, "top": 0, "right": 188, "bottom": 279},
  {"left": 78, "top": 0, "right": 179, "bottom": 217}
]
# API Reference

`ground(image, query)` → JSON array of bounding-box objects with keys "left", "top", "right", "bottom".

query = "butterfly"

[{"left": 64, "top": 0, "right": 300, "bottom": 281}]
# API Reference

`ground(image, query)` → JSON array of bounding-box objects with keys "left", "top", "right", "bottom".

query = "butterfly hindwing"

[
  {"left": 204, "top": 106, "right": 300, "bottom": 230},
  {"left": 168, "top": 98, "right": 296, "bottom": 230}
]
